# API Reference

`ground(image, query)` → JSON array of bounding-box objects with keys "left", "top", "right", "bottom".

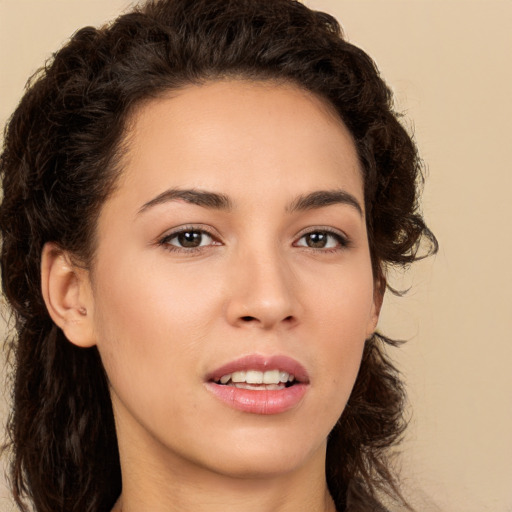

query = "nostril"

[{"left": 240, "top": 315, "right": 295, "bottom": 324}]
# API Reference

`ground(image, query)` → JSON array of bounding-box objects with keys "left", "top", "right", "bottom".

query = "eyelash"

[
  {"left": 293, "top": 228, "right": 350, "bottom": 252},
  {"left": 158, "top": 226, "right": 350, "bottom": 254},
  {"left": 158, "top": 225, "right": 220, "bottom": 253}
]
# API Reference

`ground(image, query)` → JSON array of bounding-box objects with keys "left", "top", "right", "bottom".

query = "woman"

[{"left": 0, "top": 0, "right": 437, "bottom": 511}]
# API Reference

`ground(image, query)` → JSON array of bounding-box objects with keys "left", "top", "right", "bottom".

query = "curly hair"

[{"left": 0, "top": 1, "right": 437, "bottom": 511}]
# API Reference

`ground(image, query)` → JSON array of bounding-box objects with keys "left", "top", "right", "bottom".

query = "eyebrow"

[
  {"left": 287, "top": 190, "right": 363, "bottom": 217},
  {"left": 138, "top": 187, "right": 363, "bottom": 217},
  {"left": 138, "top": 188, "right": 232, "bottom": 214}
]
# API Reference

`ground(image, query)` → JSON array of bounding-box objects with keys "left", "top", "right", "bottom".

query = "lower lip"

[{"left": 205, "top": 382, "right": 308, "bottom": 415}]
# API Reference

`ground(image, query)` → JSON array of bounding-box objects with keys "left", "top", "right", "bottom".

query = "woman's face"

[{"left": 86, "top": 80, "right": 380, "bottom": 479}]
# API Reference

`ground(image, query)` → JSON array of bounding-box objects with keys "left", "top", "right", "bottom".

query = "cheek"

[
  {"left": 307, "top": 256, "right": 375, "bottom": 340},
  {"left": 304, "top": 260, "right": 374, "bottom": 411},
  {"left": 89, "top": 258, "right": 222, "bottom": 410},
  {"left": 93, "top": 253, "right": 222, "bottom": 342}
]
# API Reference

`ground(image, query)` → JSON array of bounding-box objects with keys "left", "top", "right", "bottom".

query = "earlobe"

[{"left": 41, "top": 242, "right": 96, "bottom": 348}]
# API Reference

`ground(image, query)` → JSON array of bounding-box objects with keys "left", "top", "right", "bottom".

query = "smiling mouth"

[
  {"left": 213, "top": 369, "right": 296, "bottom": 390},
  {"left": 206, "top": 355, "right": 308, "bottom": 414}
]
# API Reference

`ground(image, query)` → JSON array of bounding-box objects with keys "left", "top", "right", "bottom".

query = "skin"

[{"left": 42, "top": 80, "right": 381, "bottom": 512}]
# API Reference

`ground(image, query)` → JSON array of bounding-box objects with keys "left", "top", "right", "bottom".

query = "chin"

[{"left": 191, "top": 427, "right": 328, "bottom": 480}]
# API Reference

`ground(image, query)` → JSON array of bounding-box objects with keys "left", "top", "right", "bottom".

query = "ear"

[
  {"left": 41, "top": 242, "right": 96, "bottom": 347},
  {"left": 366, "top": 274, "right": 386, "bottom": 338}
]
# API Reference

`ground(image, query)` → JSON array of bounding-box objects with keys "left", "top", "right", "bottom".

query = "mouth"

[
  {"left": 205, "top": 355, "right": 309, "bottom": 415},
  {"left": 214, "top": 369, "right": 296, "bottom": 390}
]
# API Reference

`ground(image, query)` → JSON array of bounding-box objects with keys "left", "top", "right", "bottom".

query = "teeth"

[
  {"left": 217, "top": 370, "right": 294, "bottom": 385},
  {"left": 246, "top": 370, "right": 264, "bottom": 384},
  {"left": 231, "top": 371, "right": 246, "bottom": 383},
  {"left": 219, "top": 374, "right": 231, "bottom": 384},
  {"left": 234, "top": 383, "right": 283, "bottom": 390},
  {"left": 263, "top": 370, "right": 280, "bottom": 384}
]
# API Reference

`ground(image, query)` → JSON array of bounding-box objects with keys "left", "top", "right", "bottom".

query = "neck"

[
  {"left": 113, "top": 423, "right": 336, "bottom": 512},
  {"left": 114, "top": 474, "right": 336, "bottom": 512}
]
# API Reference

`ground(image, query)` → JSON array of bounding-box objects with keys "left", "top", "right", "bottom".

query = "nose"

[{"left": 224, "top": 248, "right": 300, "bottom": 330}]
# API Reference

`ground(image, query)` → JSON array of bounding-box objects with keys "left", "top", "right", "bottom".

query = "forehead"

[{"left": 113, "top": 79, "right": 363, "bottom": 210}]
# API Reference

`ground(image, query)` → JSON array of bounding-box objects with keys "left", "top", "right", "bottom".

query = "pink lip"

[{"left": 205, "top": 354, "right": 309, "bottom": 415}]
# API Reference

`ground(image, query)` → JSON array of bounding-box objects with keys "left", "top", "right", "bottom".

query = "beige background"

[{"left": 1, "top": 1, "right": 511, "bottom": 511}]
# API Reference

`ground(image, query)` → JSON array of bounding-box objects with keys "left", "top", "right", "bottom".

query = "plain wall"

[{"left": 1, "top": 1, "right": 511, "bottom": 511}]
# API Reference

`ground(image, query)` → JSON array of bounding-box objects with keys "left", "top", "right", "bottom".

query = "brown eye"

[
  {"left": 295, "top": 230, "right": 347, "bottom": 250},
  {"left": 177, "top": 231, "right": 203, "bottom": 247},
  {"left": 304, "top": 232, "right": 328, "bottom": 248},
  {"left": 163, "top": 229, "right": 215, "bottom": 249}
]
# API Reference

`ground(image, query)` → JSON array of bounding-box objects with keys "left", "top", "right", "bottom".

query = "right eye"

[{"left": 159, "top": 228, "right": 219, "bottom": 251}]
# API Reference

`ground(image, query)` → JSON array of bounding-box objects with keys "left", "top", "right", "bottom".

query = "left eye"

[
  {"left": 295, "top": 231, "right": 345, "bottom": 249},
  {"left": 163, "top": 229, "right": 215, "bottom": 248}
]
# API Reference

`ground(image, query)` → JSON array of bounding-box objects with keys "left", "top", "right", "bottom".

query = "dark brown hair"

[{"left": 0, "top": 1, "right": 437, "bottom": 511}]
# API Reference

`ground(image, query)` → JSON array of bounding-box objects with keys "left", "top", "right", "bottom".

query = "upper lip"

[{"left": 206, "top": 354, "right": 310, "bottom": 384}]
